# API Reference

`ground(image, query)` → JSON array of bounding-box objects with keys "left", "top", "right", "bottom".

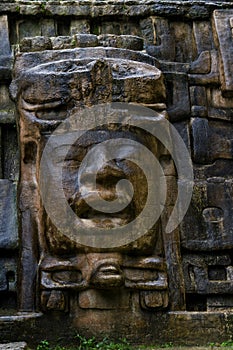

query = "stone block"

[
  {"left": 0, "top": 16, "right": 12, "bottom": 81},
  {"left": 20, "top": 36, "right": 52, "bottom": 52},
  {"left": 183, "top": 253, "right": 233, "bottom": 294},
  {"left": 2, "top": 127, "right": 19, "bottom": 181},
  {"left": 165, "top": 72, "right": 190, "bottom": 121},
  {"left": 189, "top": 51, "right": 211, "bottom": 75},
  {"left": 75, "top": 34, "right": 98, "bottom": 47},
  {"left": 0, "top": 343, "right": 27, "bottom": 350},
  {"left": 194, "top": 159, "right": 233, "bottom": 180},
  {"left": 191, "top": 118, "right": 233, "bottom": 163},
  {"left": 98, "top": 34, "right": 143, "bottom": 51},
  {"left": 140, "top": 17, "right": 156, "bottom": 45},
  {"left": 190, "top": 86, "right": 208, "bottom": 117},
  {"left": 79, "top": 289, "right": 130, "bottom": 309},
  {"left": 193, "top": 21, "right": 214, "bottom": 54},
  {"left": 41, "top": 290, "right": 67, "bottom": 312},
  {"left": 0, "top": 16, "right": 11, "bottom": 56},
  {"left": 170, "top": 21, "right": 195, "bottom": 62},
  {"left": 208, "top": 87, "right": 233, "bottom": 121},
  {"left": 0, "top": 180, "right": 18, "bottom": 250},
  {"left": 41, "top": 19, "right": 56, "bottom": 37},
  {"left": 18, "top": 19, "right": 42, "bottom": 41},
  {"left": 70, "top": 19, "right": 90, "bottom": 35},
  {"left": 122, "top": 256, "right": 167, "bottom": 291},
  {"left": 50, "top": 36, "right": 75, "bottom": 50},
  {"left": 0, "top": 257, "right": 17, "bottom": 292},
  {"left": 180, "top": 178, "right": 233, "bottom": 250},
  {"left": 0, "top": 85, "right": 16, "bottom": 124},
  {"left": 213, "top": 10, "right": 233, "bottom": 96},
  {"left": 188, "top": 50, "right": 219, "bottom": 86},
  {"left": 191, "top": 118, "right": 210, "bottom": 164},
  {"left": 140, "top": 291, "right": 168, "bottom": 309},
  {"left": 145, "top": 17, "right": 175, "bottom": 61},
  {"left": 173, "top": 120, "right": 191, "bottom": 153},
  {"left": 98, "top": 20, "right": 139, "bottom": 36},
  {"left": 207, "top": 296, "right": 233, "bottom": 311}
]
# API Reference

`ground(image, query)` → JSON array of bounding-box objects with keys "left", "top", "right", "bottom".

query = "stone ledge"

[
  {"left": 1, "top": 1, "right": 233, "bottom": 19},
  {"left": 0, "top": 342, "right": 28, "bottom": 350}
]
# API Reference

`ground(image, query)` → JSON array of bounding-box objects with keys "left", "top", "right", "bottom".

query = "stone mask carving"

[{"left": 11, "top": 46, "right": 170, "bottom": 312}]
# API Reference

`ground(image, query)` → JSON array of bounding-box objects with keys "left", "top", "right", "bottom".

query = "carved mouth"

[
  {"left": 90, "top": 262, "right": 124, "bottom": 288},
  {"left": 98, "top": 264, "right": 122, "bottom": 275},
  {"left": 69, "top": 194, "right": 134, "bottom": 228}
]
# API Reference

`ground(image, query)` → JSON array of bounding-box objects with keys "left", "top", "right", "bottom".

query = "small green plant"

[
  {"left": 76, "top": 334, "right": 97, "bottom": 349},
  {"left": 209, "top": 342, "right": 216, "bottom": 348},
  {"left": 160, "top": 342, "right": 173, "bottom": 348},
  {"left": 37, "top": 340, "right": 50, "bottom": 350},
  {"left": 220, "top": 340, "right": 233, "bottom": 347},
  {"left": 75, "top": 334, "right": 133, "bottom": 350}
]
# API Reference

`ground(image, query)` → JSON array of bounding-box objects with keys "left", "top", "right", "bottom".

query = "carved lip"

[
  {"left": 69, "top": 193, "right": 134, "bottom": 227},
  {"left": 97, "top": 263, "right": 122, "bottom": 275},
  {"left": 90, "top": 262, "right": 124, "bottom": 288}
]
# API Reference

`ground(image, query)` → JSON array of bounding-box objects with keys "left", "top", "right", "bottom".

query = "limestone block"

[
  {"left": 20, "top": 36, "right": 52, "bottom": 52},
  {"left": 0, "top": 180, "right": 18, "bottom": 250},
  {"left": 18, "top": 19, "right": 42, "bottom": 41},
  {"left": 173, "top": 121, "right": 191, "bottom": 153},
  {"left": 193, "top": 21, "right": 214, "bottom": 54},
  {"left": 170, "top": 21, "right": 195, "bottom": 62},
  {"left": 0, "top": 343, "right": 27, "bottom": 350},
  {"left": 50, "top": 36, "right": 75, "bottom": 50},
  {"left": 79, "top": 289, "right": 130, "bottom": 309},
  {"left": 183, "top": 253, "right": 233, "bottom": 294},
  {"left": 180, "top": 178, "right": 233, "bottom": 250},
  {"left": 0, "top": 16, "right": 11, "bottom": 56},
  {"left": 0, "top": 16, "right": 12, "bottom": 81},
  {"left": 140, "top": 17, "right": 156, "bottom": 45},
  {"left": 194, "top": 159, "right": 233, "bottom": 180},
  {"left": 191, "top": 118, "right": 233, "bottom": 163},
  {"left": 75, "top": 34, "right": 98, "bottom": 47},
  {"left": 145, "top": 17, "right": 175, "bottom": 61},
  {"left": 0, "top": 257, "right": 17, "bottom": 292},
  {"left": 70, "top": 19, "right": 90, "bottom": 35},
  {"left": 98, "top": 20, "right": 139, "bottom": 36},
  {"left": 140, "top": 291, "right": 168, "bottom": 309},
  {"left": 0, "top": 85, "right": 16, "bottom": 123},
  {"left": 208, "top": 87, "right": 233, "bottom": 121},
  {"left": 189, "top": 51, "right": 211, "bottom": 74},
  {"left": 188, "top": 50, "right": 219, "bottom": 86},
  {"left": 41, "top": 290, "right": 67, "bottom": 312},
  {"left": 165, "top": 72, "right": 190, "bottom": 121},
  {"left": 207, "top": 296, "right": 233, "bottom": 311},
  {"left": 2, "top": 127, "right": 19, "bottom": 180},
  {"left": 213, "top": 10, "right": 233, "bottom": 96},
  {"left": 98, "top": 34, "right": 143, "bottom": 51},
  {"left": 190, "top": 86, "right": 208, "bottom": 117},
  {"left": 41, "top": 19, "right": 56, "bottom": 37}
]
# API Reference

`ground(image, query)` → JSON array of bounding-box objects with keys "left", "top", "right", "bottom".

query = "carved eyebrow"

[{"left": 21, "top": 98, "right": 63, "bottom": 111}]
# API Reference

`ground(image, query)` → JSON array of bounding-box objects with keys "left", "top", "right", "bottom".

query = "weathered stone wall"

[{"left": 1, "top": 0, "right": 233, "bottom": 346}]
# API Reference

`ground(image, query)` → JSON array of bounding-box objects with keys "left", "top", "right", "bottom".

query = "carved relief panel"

[{"left": 10, "top": 44, "right": 181, "bottom": 318}]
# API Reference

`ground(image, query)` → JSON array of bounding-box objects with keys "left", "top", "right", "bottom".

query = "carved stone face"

[
  {"left": 45, "top": 125, "right": 161, "bottom": 255},
  {"left": 11, "top": 48, "right": 168, "bottom": 300},
  {"left": 64, "top": 129, "right": 148, "bottom": 229}
]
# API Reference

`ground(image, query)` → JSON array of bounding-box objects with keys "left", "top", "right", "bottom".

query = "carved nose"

[
  {"left": 78, "top": 161, "right": 130, "bottom": 201},
  {"left": 79, "top": 160, "right": 126, "bottom": 187}
]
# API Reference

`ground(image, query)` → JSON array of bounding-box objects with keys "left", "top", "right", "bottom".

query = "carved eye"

[{"left": 52, "top": 270, "right": 82, "bottom": 284}]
